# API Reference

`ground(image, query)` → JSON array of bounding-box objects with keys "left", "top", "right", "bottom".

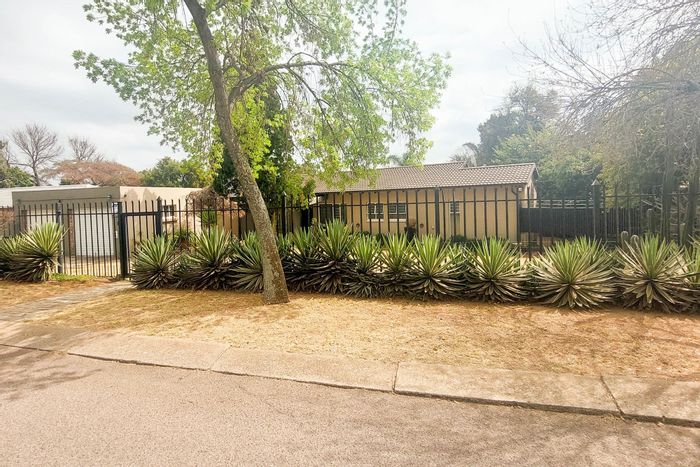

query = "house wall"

[{"left": 314, "top": 184, "right": 532, "bottom": 242}]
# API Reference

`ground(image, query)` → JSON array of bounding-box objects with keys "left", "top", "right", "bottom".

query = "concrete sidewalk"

[{"left": 0, "top": 322, "right": 697, "bottom": 427}]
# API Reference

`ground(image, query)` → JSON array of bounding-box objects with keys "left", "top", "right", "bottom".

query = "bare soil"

[
  {"left": 35, "top": 289, "right": 700, "bottom": 380},
  {"left": 0, "top": 278, "right": 111, "bottom": 308}
]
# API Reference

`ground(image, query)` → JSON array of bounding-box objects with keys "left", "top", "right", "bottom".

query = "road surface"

[{"left": 1, "top": 346, "right": 697, "bottom": 466}]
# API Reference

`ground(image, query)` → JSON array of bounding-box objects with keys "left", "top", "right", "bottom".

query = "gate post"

[
  {"left": 55, "top": 202, "right": 64, "bottom": 274},
  {"left": 281, "top": 192, "right": 288, "bottom": 236},
  {"left": 116, "top": 202, "right": 129, "bottom": 278},
  {"left": 155, "top": 197, "right": 163, "bottom": 237},
  {"left": 592, "top": 180, "right": 601, "bottom": 240},
  {"left": 433, "top": 187, "right": 441, "bottom": 238}
]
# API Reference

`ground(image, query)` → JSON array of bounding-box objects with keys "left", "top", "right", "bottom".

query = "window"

[
  {"left": 318, "top": 204, "right": 345, "bottom": 223},
  {"left": 367, "top": 203, "right": 384, "bottom": 220},
  {"left": 449, "top": 201, "right": 460, "bottom": 216},
  {"left": 163, "top": 204, "right": 176, "bottom": 223},
  {"left": 388, "top": 203, "right": 407, "bottom": 221}
]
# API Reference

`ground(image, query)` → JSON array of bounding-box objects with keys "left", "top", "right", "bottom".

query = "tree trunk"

[{"left": 185, "top": 0, "right": 289, "bottom": 304}]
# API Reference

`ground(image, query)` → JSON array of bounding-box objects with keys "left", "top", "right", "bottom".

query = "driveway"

[{"left": 1, "top": 346, "right": 697, "bottom": 466}]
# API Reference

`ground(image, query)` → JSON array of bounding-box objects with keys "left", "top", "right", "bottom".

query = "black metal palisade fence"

[{"left": 1, "top": 183, "right": 698, "bottom": 278}]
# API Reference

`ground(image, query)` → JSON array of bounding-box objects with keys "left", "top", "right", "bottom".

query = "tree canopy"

[{"left": 142, "top": 156, "right": 210, "bottom": 188}]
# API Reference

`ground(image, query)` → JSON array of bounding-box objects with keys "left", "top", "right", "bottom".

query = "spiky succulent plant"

[
  {"left": 131, "top": 236, "right": 180, "bottom": 289},
  {"left": 230, "top": 232, "right": 264, "bottom": 292},
  {"left": 284, "top": 228, "right": 320, "bottom": 291},
  {"left": 685, "top": 239, "right": 700, "bottom": 310},
  {"left": 307, "top": 220, "right": 355, "bottom": 294},
  {"left": 533, "top": 238, "right": 615, "bottom": 308},
  {"left": 7, "top": 223, "right": 63, "bottom": 282},
  {"left": 465, "top": 238, "right": 529, "bottom": 302},
  {"left": 615, "top": 235, "right": 693, "bottom": 312},
  {"left": 0, "top": 236, "right": 21, "bottom": 276},
  {"left": 405, "top": 235, "right": 462, "bottom": 299},
  {"left": 379, "top": 234, "right": 413, "bottom": 296},
  {"left": 179, "top": 228, "right": 236, "bottom": 290},
  {"left": 346, "top": 234, "right": 383, "bottom": 298}
]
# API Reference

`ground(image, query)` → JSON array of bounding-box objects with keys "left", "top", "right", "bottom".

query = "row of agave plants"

[
  {"left": 0, "top": 223, "right": 64, "bottom": 282},
  {"left": 132, "top": 220, "right": 700, "bottom": 312}
]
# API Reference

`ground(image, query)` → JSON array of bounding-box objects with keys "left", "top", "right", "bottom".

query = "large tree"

[
  {"left": 142, "top": 156, "right": 209, "bottom": 188},
  {"left": 68, "top": 136, "right": 105, "bottom": 162},
  {"left": 74, "top": 0, "right": 449, "bottom": 304},
  {"left": 51, "top": 159, "right": 142, "bottom": 186},
  {"left": 526, "top": 0, "right": 700, "bottom": 241},
  {"left": 10, "top": 123, "right": 63, "bottom": 185}
]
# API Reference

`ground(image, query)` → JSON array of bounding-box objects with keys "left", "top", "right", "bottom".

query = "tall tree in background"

[
  {"left": 462, "top": 84, "right": 559, "bottom": 165},
  {"left": 10, "top": 123, "right": 63, "bottom": 185},
  {"left": 68, "top": 137, "right": 104, "bottom": 162},
  {"left": 526, "top": 0, "right": 700, "bottom": 241},
  {"left": 74, "top": 0, "right": 450, "bottom": 304},
  {"left": 50, "top": 159, "right": 142, "bottom": 186},
  {"left": 0, "top": 140, "right": 34, "bottom": 188},
  {"left": 142, "top": 156, "right": 209, "bottom": 188}
]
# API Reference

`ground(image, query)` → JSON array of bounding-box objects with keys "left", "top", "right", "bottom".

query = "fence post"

[
  {"left": 281, "top": 192, "right": 288, "bottom": 236},
  {"left": 592, "top": 180, "right": 601, "bottom": 240},
  {"left": 433, "top": 187, "right": 441, "bottom": 238},
  {"left": 116, "top": 202, "right": 129, "bottom": 278},
  {"left": 55, "top": 202, "right": 64, "bottom": 274},
  {"left": 155, "top": 197, "right": 163, "bottom": 237}
]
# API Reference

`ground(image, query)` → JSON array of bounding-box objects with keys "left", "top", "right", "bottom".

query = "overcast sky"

[{"left": 0, "top": 0, "right": 578, "bottom": 170}]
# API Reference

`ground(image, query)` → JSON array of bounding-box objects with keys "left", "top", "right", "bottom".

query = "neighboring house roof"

[
  {"left": 0, "top": 184, "right": 95, "bottom": 207},
  {"left": 314, "top": 162, "right": 537, "bottom": 193}
]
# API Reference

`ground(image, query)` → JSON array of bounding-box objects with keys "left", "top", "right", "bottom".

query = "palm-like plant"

[
  {"left": 685, "top": 239, "right": 700, "bottom": 310},
  {"left": 307, "top": 220, "right": 355, "bottom": 294},
  {"left": 615, "top": 235, "right": 693, "bottom": 312},
  {"left": 0, "top": 236, "right": 21, "bottom": 276},
  {"left": 179, "top": 228, "right": 236, "bottom": 290},
  {"left": 405, "top": 235, "right": 462, "bottom": 299},
  {"left": 465, "top": 238, "right": 529, "bottom": 302},
  {"left": 346, "top": 235, "right": 383, "bottom": 298},
  {"left": 8, "top": 223, "right": 64, "bottom": 282},
  {"left": 230, "top": 232, "right": 264, "bottom": 292},
  {"left": 379, "top": 234, "right": 413, "bottom": 296},
  {"left": 533, "top": 238, "right": 615, "bottom": 308},
  {"left": 131, "top": 236, "right": 179, "bottom": 289},
  {"left": 284, "top": 228, "right": 319, "bottom": 291}
]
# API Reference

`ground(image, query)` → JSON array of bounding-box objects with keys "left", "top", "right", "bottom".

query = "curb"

[{"left": 1, "top": 331, "right": 698, "bottom": 428}]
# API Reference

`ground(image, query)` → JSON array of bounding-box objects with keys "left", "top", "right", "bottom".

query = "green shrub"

[
  {"left": 307, "top": 220, "right": 355, "bottom": 294},
  {"left": 465, "top": 238, "right": 529, "bottom": 302},
  {"left": 346, "top": 235, "right": 383, "bottom": 298},
  {"left": 533, "top": 238, "right": 615, "bottom": 308},
  {"left": 7, "top": 223, "right": 63, "bottom": 282},
  {"left": 615, "top": 235, "right": 694, "bottom": 312},
  {"left": 406, "top": 235, "right": 462, "bottom": 299},
  {"left": 179, "top": 228, "right": 236, "bottom": 290},
  {"left": 230, "top": 232, "right": 264, "bottom": 292},
  {"left": 131, "top": 236, "right": 179, "bottom": 289},
  {"left": 379, "top": 234, "right": 413, "bottom": 296}
]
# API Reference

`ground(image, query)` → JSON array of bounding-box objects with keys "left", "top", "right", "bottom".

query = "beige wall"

[{"left": 315, "top": 184, "right": 531, "bottom": 241}]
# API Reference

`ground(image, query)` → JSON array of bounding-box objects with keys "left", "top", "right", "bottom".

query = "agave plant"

[
  {"left": 533, "top": 238, "right": 615, "bottom": 308},
  {"left": 179, "top": 228, "right": 236, "bottom": 290},
  {"left": 345, "top": 235, "right": 383, "bottom": 298},
  {"left": 379, "top": 234, "right": 413, "bottom": 296},
  {"left": 131, "top": 236, "right": 179, "bottom": 289},
  {"left": 8, "top": 223, "right": 63, "bottom": 282},
  {"left": 230, "top": 232, "right": 264, "bottom": 292},
  {"left": 0, "top": 236, "right": 21, "bottom": 276},
  {"left": 465, "top": 238, "right": 529, "bottom": 302},
  {"left": 307, "top": 220, "right": 355, "bottom": 294},
  {"left": 405, "top": 235, "right": 462, "bottom": 299},
  {"left": 284, "top": 228, "right": 319, "bottom": 291},
  {"left": 615, "top": 235, "right": 693, "bottom": 312}
]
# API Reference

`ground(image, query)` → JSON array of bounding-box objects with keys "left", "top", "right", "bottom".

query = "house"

[
  {"left": 312, "top": 162, "right": 538, "bottom": 241},
  {"left": 6, "top": 185, "right": 201, "bottom": 260}
]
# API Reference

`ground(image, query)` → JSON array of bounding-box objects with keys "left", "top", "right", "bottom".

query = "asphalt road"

[{"left": 0, "top": 346, "right": 698, "bottom": 466}]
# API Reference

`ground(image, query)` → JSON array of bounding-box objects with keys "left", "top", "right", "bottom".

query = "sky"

[{"left": 0, "top": 0, "right": 578, "bottom": 171}]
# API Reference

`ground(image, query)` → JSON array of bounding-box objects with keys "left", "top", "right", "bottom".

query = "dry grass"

[
  {"left": 35, "top": 289, "right": 700, "bottom": 380},
  {"left": 0, "top": 278, "right": 111, "bottom": 308}
]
